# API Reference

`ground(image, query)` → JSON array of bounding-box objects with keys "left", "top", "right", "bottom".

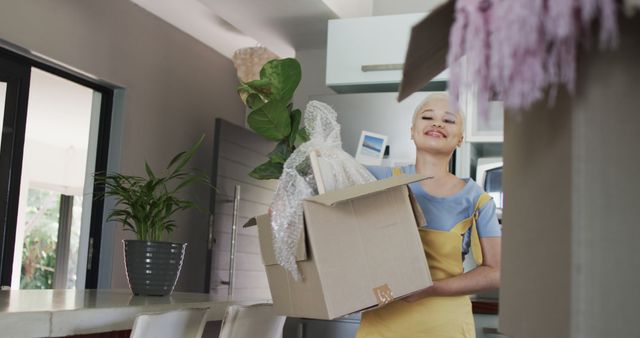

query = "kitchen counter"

[{"left": 0, "top": 289, "right": 269, "bottom": 337}]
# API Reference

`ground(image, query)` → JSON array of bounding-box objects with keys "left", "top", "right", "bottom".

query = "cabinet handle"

[
  {"left": 361, "top": 63, "right": 404, "bottom": 72},
  {"left": 227, "top": 185, "right": 241, "bottom": 297},
  {"left": 212, "top": 194, "right": 237, "bottom": 250}
]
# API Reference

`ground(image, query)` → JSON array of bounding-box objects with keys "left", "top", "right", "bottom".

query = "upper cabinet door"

[
  {"left": 326, "top": 13, "right": 448, "bottom": 93},
  {"left": 465, "top": 100, "right": 504, "bottom": 143}
]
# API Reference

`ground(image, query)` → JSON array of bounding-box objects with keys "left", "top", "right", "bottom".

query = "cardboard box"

[{"left": 249, "top": 174, "right": 433, "bottom": 319}]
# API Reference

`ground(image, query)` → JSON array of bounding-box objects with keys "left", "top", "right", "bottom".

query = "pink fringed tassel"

[
  {"left": 579, "top": 0, "right": 619, "bottom": 47},
  {"left": 447, "top": 0, "right": 619, "bottom": 116},
  {"left": 491, "top": 0, "right": 547, "bottom": 109},
  {"left": 446, "top": 0, "right": 493, "bottom": 119},
  {"left": 546, "top": 0, "right": 575, "bottom": 40},
  {"left": 446, "top": 1, "right": 469, "bottom": 113},
  {"left": 468, "top": 0, "right": 492, "bottom": 119},
  {"left": 597, "top": 0, "right": 619, "bottom": 47}
]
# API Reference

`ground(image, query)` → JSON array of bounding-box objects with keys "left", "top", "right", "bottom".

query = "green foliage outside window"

[{"left": 21, "top": 189, "right": 59, "bottom": 289}]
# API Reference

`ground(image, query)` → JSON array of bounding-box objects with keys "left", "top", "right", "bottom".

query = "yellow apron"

[{"left": 356, "top": 168, "right": 492, "bottom": 338}]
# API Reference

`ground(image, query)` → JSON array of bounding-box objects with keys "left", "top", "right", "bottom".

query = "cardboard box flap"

[
  {"left": 305, "top": 174, "right": 430, "bottom": 207},
  {"left": 256, "top": 214, "right": 308, "bottom": 266},
  {"left": 408, "top": 191, "right": 427, "bottom": 227},
  {"left": 398, "top": 0, "right": 454, "bottom": 101}
]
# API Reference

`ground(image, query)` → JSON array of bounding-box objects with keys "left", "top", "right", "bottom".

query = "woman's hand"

[
  {"left": 408, "top": 237, "right": 502, "bottom": 299},
  {"left": 402, "top": 236, "right": 502, "bottom": 302}
]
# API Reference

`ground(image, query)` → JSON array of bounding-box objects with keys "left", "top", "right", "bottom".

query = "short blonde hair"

[{"left": 411, "top": 92, "right": 464, "bottom": 127}]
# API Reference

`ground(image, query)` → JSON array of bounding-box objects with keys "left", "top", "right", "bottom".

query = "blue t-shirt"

[{"left": 367, "top": 165, "right": 501, "bottom": 258}]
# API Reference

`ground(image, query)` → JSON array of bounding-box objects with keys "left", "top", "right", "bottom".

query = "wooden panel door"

[{"left": 206, "top": 119, "right": 276, "bottom": 298}]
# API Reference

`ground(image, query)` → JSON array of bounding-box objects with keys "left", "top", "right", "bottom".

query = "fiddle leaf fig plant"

[
  {"left": 94, "top": 135, "right": 209, "bottom": 241},
  {"left": 238, "top": 58, "right": 310, "bottom": 180}
]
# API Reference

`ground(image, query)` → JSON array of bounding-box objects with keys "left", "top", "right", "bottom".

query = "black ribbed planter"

[{"left": 123, "top": 240, "right": 187, "bottom": 296}]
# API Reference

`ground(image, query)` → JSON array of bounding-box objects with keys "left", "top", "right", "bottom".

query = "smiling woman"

[
  {"left": 411, "top": 92, "right": 465, "bottom": 157},
  {"left": 359, "top": 92, "right": 501, "bottom": 338}
]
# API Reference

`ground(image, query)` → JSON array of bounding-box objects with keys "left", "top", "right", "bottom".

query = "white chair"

[
  {"left": 129, "top": 307, "right": 210, "bottom": 338},
  {"left": 218, "top": 303, "right": 286, "bottom": 338}
]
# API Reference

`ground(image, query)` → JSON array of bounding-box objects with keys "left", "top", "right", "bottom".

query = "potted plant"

[
  {"left": 237, "top": 57, "right": 309, "bottom": 180},
  {"left": 95, "top": 135, "right": 209, "bottom": 296}
]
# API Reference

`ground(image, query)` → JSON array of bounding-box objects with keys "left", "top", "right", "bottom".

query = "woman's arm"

[{"left": 404, "top": 236, "right": 501, "bottom": 301}]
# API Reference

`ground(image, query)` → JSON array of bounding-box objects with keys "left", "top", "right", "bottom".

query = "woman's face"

[{"left": 411, "top": 98, "right": 464, "bottom": 155}]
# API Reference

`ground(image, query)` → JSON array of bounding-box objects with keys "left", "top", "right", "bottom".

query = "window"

[{"left": 0, "top": 46, "right": 114, "bottom": 289}]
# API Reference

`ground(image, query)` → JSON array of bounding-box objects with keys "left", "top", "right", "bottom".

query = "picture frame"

[{"left": 355, "top": 130, "right": 388, "bottom": 166}]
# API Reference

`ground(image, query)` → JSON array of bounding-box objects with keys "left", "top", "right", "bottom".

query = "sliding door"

[
  {"left": 0, "top": 52, "right": 30, "bottom": 288},
  {"left": 0, "top": 47, "right": 113, "bottom": 289}
]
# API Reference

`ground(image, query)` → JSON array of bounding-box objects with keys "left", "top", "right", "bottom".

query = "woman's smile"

[{"left": 425, "top": 129, "right": 447, "bottom": 138}]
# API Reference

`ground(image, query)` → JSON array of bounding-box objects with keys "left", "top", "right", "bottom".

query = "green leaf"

[
  {"left": 249, "top": 160, "right": 283, "bottom": 180},
  {"left": 246, "top": 93, "right": 265, "bottom": 110},
  {"left": 93, "top": 134, "right": 212, "bottom": 241},
  {"left": 167, "top": 151, "right": 187, "bottom": 170},
  {"left": 168, "top": 134, "right": 205, "bottom": 175},
  {"left": 247, "top": 100, "right": 291, "bottom": 141},
  {"left": 237, "top": 79, "right": 271, "bottom": 97},
  {"left": 295, "top": 128, "right": 310, "bottom": 146},
  {"left": 268, "top": 141, "right": 291, "bottom": 164},
  {"left": 171, "top": 172, "right": 208, "bottom": 194},
  {"left": 289, "top": 109, "right": 302, "bottom": 146},
  {"left": 259, "top": 58, "right": 301, "bottom": 103},
  {"left": 144, "top": 162, "right": 155, "bottom": 179}
]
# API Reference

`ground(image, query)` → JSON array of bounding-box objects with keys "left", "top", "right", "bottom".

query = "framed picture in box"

[{"left": 355, "top": 131, "right": 388, "bottom": 166}]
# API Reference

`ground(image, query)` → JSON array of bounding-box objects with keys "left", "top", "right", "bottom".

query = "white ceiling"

[
  {"left": 198, "top": 0, "right": 342, "bottom": 56},
  {"left": 129, "top": 0, "right": 259, "bottom": 58},
  {"left": 129, "top": 0, "right": 445, "bottom": 59}
]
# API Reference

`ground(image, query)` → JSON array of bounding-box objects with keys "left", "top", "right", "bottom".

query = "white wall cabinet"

[
  {"left": 452, "top": 66, "right": 504, "bottom": 176},
  {"left": 311, "top": 91, "right": 429, "bottom": 166},
  {"left": 326, "top": 13, "right": 447, "bottom": 92},
  {"left": 465, "top": 100, "right": 504, "bottom": 143},
  {"left": 455, "top": 142, "right": 503, "bottom": 180}
]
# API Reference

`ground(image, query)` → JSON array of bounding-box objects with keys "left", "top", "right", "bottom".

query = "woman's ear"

[
  {"left": 410, "top": 127, "right": 414, "bottom": 140},
  {"left": 458, "top": 135, "right": 464, "bottom": 147}
]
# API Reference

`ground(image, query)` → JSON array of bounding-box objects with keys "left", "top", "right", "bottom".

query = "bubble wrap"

[{"left": 270, "top": 100, "right": 376, "bottom": 281}]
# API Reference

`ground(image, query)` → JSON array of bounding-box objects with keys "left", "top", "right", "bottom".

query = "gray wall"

[
  {"left": 500, "top": 14, "right": 640, "bottom": 338},
  {"left": 293, "top": 48, "right": 335, "bottom": 113},
  {"left": 500, "top": 88, "right": 573, "bottom": 338},
  {"left": 0, "top": 0, "right": 246, "bottom": 292},
  {"left": 569, "top": 15, "right": 640, "bottom": 338}
]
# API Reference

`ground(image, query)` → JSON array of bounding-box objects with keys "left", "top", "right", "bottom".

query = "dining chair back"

[
  {"left": 129, "top": 307, "right": 209, "bottom": 338},
  {"left": 218, "top": 303, "right": 286, "bottom": 338}
]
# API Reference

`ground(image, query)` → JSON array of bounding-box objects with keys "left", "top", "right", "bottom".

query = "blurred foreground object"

[{"left": 400, "top": 0, "right": 628, "bottom": 117}]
